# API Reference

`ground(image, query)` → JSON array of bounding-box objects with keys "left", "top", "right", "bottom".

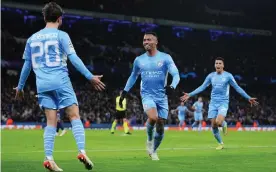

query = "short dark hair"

[
  {"left": 42, "top": 2, "right": 64, "bottom": 22},
  {"left": 144, "top": 32, "right": 158, "bottom": 39},
  {"left": 215, "top": 57, "right": 224, "bottom": 63}
]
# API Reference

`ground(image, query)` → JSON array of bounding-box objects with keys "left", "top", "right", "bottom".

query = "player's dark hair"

[
  {"left": 42, "top": 2, "right": 64, "bottom": 22},
  {"left": 144, "top": 32, "right": 158, "bottom": 39},
  {"left": 215, "top": 57, "right": 224, "bottom": 63}
]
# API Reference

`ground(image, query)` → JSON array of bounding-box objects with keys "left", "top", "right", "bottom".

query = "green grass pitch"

[{"left": 1, "top": 130, "right": 276, "bottom": 172}]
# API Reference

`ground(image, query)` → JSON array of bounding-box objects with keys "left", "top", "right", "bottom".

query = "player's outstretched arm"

[
  {"left": 229, "top": 74, "right": 258, "bottom": 106},
  {"left": 123, "top": 59, "right": 140, "bottom": 93},
  {"left": 185, "top": 108, "right": 193, "bottom": 114},
  {"left": 180, "top": 74, "right": 211, "bottom": 102},
  {"left": 119, "top": 59, "right": 140, "bottom": 107}
]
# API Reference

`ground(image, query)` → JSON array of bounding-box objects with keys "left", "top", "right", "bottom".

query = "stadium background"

[{"left": 2, "top": 0, "right": 275, "bottom": 128}]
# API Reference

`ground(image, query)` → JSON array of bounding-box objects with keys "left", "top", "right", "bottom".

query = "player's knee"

[
  {"left": 65, "top": 104, "right": 80, "bottom": 120},
  {"left": 211, "top": 121, "right": 217, "bottom": 128},
  {"left": 68, "top": 113, "right": 80, "bottom": 120},
  {"left": 215, "top": 119, "right": 223, "bottom": 126},
  {"left": 45, "top": 109, "right": 58, "bottom": 127},
  {"left": 156, "top": 119, "right": 165, "bottom": 134},
  {"left": 148, "top": 115, "right": 158, "bottom": 123}
]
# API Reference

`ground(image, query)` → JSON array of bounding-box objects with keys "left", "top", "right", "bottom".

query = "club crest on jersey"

[
  {"left": 222, "top": 77, "right": 226, "bottom": 82},
  {"left": 157, "top": 61, "right": 163, "bottom": 67}
]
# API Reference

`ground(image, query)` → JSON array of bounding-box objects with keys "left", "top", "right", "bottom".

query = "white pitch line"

[{"left": 1, "top": 145, "right": 276, "bottom": 154}]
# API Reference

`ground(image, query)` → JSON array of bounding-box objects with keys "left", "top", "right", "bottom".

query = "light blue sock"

[
  {"left": 222, "top": 121, "right": 227, "bottom": 127},
  {"left": 146, "top": 121, "right": 154, "bottom": 141},
  {"left": 44, "top": 126, "right": 56, "bottom": 160},
  {"left": 192, "top": 121, "right": 197, "bottom": 128},
  {"left": 198, "top": 123, "right": 202, "bottom": 131},
  {"left": 212, "top": 127, "right": 223, "bottom": 144},
  {"left": 153, "top": 132, "right": 164, "bottom": 153},
  {"left": 71, "top": 119, "right": 85, "bottom": 153}
]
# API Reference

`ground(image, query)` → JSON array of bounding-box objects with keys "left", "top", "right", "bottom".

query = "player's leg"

[
  {"left": 178, "top": 116, "right": 185, "bottom": 129},
  {"left": 151, "top": 100, "right": 168, "bottom": 160},
  {"left": 192, "top": 113, "right": 199, "bottom": 129},
  {"left": 145, "top": 107, "right": 158, "bottom": 156},
  {"left": 65, "top": 104, "right": 93, "bottom": 169},
  {"left": 217, "top": 104, "right": 228, "bottom": 135},
  {"left": 211, "top": 118, "right": 223, "bottom": 144},
  {"left": 208, "top": 105, "right": 223, "bottom": 149},
  {"left": 198, "top": 113, "right": 203, "bottom": 131},
  {"left": 110, "top": 118, "right": 118, "bottom": 134},
  {"left": 65, "top": 105, "right": 85, "bottom": 152},
  {"left": 143, "top": 97, "right": 158, "bottom": 156},
  {"left": 57, "top": 84, "right": 93, "bottom": 170},
  {"left": 191, "top": 121, "right": 198, "bottom": 128},
  {"left": 38, "top": 92, "right": 63, "bottom": 171},
  {"left": 152, "top": 118, "right": 165, "bottom": 160},
  {"left": 56, "top": 121, "right": 60, "bottom": 136},
  {"left": 123, "top": 117, "right": 131, "bottom": 134},
  {"left": 198, "top": 120, "right": 202, "bottom": 131}
]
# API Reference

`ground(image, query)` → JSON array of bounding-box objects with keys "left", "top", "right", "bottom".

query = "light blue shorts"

[
  {"left": 142, "top": 96, "right": 168, "bottom": 119},
  {"left": 194, "top": 112, "right": 203, "bottom": 121},
  {"left": 38, "top": 83, "right": 78, "bottom": 110},
  {"left": 208, "top": 102, "right": 228, "bottom": 119},
  {"left": 178, "top": 115, "right": 185, "bottom": 121}
]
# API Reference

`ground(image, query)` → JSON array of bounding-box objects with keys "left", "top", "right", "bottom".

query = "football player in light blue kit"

[
  {"left": 181, "top": 57, "right": 258, "bottom": 150},
  {"left": 119, "top": 32, "right": 180, "bottom": 160},
  {"left": 14, "top": 2, "right": 105, "bottom": 171},
  {"left": 191, "top": 97, "right": 204, "bottom": 131},
  {"left": 174, "top": 102, "right": 190, "bottom": 129}
]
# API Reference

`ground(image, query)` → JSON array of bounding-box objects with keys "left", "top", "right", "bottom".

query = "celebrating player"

[
  {"left": 191, "top": 97, "right": 205, "bottom": 131},
  {"left": 119, "top": 32, "right": 180, "bottom": 160},
  {"left": 180, "top": 57, "right": 258, "bottom": 150},
  {"left": 14, "top": 2, "right": 105, "bottom": 171},
  {"left": 173, "top": 102, "right": 191, "bottom": 130}
]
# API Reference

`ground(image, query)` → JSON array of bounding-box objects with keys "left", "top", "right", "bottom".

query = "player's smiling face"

[
  {"left": 215, "top": 60, "right": 224, "bottom": 73},
  {"left": 143, "top": 34, "right": 157, "bottom": 51}
]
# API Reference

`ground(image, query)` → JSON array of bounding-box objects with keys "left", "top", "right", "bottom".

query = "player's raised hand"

[
  {"left": 13, "top": 87, "right": 24, "bottom": 100},
  {"left": 180, "top": 92, "right": 190, "bottom": 102},
  {"left": 90, "top": 75, "right": 106, "bottom": 91},
  {"left": 249, "top": 98, "right": 259, "bottom": 107}
]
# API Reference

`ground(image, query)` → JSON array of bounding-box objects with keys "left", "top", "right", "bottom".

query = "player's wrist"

[
  {"left": 17, "top": 84, "right": 24, "bottom": 91},
  {"left": 87, "top": 73, "right": 94, "bottom": 80}
]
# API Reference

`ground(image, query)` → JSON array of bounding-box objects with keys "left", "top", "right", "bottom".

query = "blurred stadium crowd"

[{"left": 1, "top": 1, "right": 275, "bottom": 126}]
